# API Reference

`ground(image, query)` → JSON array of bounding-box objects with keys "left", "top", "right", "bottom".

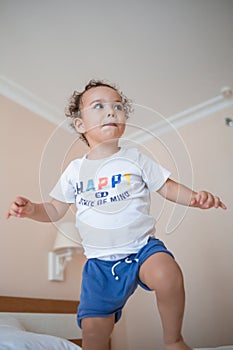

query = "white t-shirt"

[{"left": 50, "top": 147, "right": 170, "bottom": 259}]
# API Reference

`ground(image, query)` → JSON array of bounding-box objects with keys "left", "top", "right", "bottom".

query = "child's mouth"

[{"left": 103, "top": 123, "right": 117, "bottom": 127}]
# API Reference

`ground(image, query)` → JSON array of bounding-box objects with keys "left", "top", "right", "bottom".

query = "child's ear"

[{"left": 73, "top": 118, "right": 85, "bottom": 133}]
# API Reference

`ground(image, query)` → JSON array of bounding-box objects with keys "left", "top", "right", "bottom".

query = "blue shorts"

[{"left": 77, "top": 237, "right": 174, "bottom": 328}]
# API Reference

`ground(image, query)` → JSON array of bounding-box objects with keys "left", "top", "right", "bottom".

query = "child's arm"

[
  {"left": 158, "top": 178, "right": 227, "bottom": 210},
  {"left": 6, "top": 196, "right": 70, "bottom": 222}
]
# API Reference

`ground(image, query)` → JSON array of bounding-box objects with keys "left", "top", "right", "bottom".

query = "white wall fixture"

[
  {"left": 225, "top": 118, "right": 233, "bottom": 127},
  {"left": 48, "top": 222, "right": 84, "bottom": 281}
]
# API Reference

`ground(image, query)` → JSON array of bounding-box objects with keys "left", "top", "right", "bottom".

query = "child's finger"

[
  {"left": 7, "top": 205, "right": 21, "bottom": 218},
  {"left": 192, "top": 193, "right": 201, "bottom": 205},
  {"left": 213, "top": 196, "right": 222, "bottom": 208},
  {"left": 6, "top": 212, "right": 11, "bottom": 219},
  {"left": 190, "top": 198, "right": 196, "bottom": 206},
  {"left": 195, "top": 193, "right": 200, "bottom": 202},
  {"left": 219, "top": 201, "right": 227, "bottom": 210},
  {"left": 14, "top": 196, "right": 27, "bottom": 207},
  {"left": 211, "top": 195, "right": 227, "bottom": 210},
  {"left": 6, "top": 197, "right": 28, "bottom": 219},
  {"left": 199, "top": 191, "right": 208, "bottom": 205},
  {"left": 194, "top": 191, "right": 206, "bottom": 205}
]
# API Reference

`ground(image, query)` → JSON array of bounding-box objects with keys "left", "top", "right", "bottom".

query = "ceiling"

[{"left": 1, "top": 0, "right": 233, "bottom": 133}]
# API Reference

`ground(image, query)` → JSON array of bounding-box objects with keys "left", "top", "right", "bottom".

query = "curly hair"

[{"left": 65, "top": 79, "right": 133, "bottom": 145}]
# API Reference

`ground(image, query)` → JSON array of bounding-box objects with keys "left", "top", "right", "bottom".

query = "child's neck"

[{"left": 86, "top": 141, "right": 121, "bottom": 160}]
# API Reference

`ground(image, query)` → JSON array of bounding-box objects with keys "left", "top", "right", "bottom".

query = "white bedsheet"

[
  {"left": 195, "top": 346, "right": 233, "bottom": 350},
  {"left": 0, "top": 316, "right": 81, "bottom": 350}
]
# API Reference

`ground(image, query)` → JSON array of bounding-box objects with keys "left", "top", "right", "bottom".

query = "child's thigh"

[{"left": 139, "top": 252, "right": 183, "bottom": 291}]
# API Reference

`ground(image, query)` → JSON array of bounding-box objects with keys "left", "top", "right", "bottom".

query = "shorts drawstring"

[
  {"left": 111, "top": 257, "right": 139, "bottom": 280},
  {"left": 125, "top": 257, "right": 139, "bottom": 264},
  {"left": 111, "top": 261, "right": 121, "bottom": 280}
]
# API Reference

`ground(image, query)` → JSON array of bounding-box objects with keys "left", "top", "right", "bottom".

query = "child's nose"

[{"left": 107, "top": 106, "right": 115, "bottom": 117}]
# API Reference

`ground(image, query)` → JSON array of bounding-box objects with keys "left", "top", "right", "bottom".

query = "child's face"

[{"left": 74, "top": 86, "right": 126, "bottom": 147}]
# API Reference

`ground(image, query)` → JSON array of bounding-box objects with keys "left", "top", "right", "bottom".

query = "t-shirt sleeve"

[
  {"left": 49, "top": 162, "right": 76, "bottom": 203},
  {"left": 139, "top": 152, "right": 171, "bottom": 192}
]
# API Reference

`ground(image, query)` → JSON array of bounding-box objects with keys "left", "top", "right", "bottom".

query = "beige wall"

[
  {"left": 1, "top": 96, "right": 232, "bottom": 349},
  {"left": 112, "top": 108, "right": 233, "bottom": 349},
  {"left": 0, "top": 95, "right": 87, "bottom": 299}
]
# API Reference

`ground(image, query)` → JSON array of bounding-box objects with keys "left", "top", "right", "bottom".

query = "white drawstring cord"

[
  {"left": 111, "top": 258, "right": 139, "bottom": 280},
  {"left": 125, "top": 257, "right": 139, "bottom": 264},
  {"left": 111, "top": 261, "right": 121, "bottom": 280}
]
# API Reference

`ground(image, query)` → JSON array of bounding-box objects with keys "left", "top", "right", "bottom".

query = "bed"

[
  {"left": 195, "top": 348, "right": 233, "bottom": 350},
  {"left": 1, "top": 296, "right": 231, "bottom": 350},
  {"left": 0, "top": 296, "right": 82, "bottom": 349}
]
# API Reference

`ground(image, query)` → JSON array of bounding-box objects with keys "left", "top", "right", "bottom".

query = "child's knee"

[
  {"left": 157, "top": 260, "right": 184, "bottom": 294},
  {"left": 82, "top": 316, "right": 115, "bottom": 340},
  {"left": 140, "top": 253, "right": 183, "bottom": 291},
  {"left": 82, "top": 318, "right": 97, "bottom": 336}
]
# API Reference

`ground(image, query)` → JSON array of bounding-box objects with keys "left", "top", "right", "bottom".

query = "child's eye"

[
  {"left": 93, "top": 103, "right": 104, "bottom": 109},
  {"left": 114, "top": 104, "right": 123, "bottom": 111}
]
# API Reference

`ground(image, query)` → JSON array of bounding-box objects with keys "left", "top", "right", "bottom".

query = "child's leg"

[
  {"left": 82, "top": 315, "right": 115, "bottom": 350},
  {"left": 139, "top": 252, "right": 192, "bottom": 350}
]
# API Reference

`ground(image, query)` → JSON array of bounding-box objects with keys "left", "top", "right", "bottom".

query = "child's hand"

[
  {"left": 190, "top": 191, "right": 227, "bottom": 210},
  {"left": 6, "top": 196, "right": 34, "bottom": 219}
]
